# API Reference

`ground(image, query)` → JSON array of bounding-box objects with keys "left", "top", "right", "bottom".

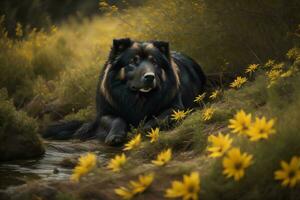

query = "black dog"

[{"left": 44, "top": 38, "right": 206, "bottom": 145}]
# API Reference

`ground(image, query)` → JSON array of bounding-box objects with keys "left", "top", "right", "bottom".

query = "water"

[{"left": 0, "top": 140, "right": 120, "bottom": 191}]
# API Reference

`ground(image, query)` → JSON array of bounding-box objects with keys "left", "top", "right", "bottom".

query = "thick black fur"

[{"left": 44, "top": 38, "right": 206, "bottom": 145}]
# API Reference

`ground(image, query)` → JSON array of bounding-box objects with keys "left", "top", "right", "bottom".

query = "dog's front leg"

[{"left": 100, "top": 116, "right": 128, "bottom": 146}]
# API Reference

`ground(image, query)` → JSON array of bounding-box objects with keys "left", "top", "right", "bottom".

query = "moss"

[{"left": 0, "top": 89, "right": 44, "bottom": 161}]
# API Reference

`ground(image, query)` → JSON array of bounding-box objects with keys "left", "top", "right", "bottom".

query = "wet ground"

[{"left": 0, "top": 140, "right": 120, "bottom": 192}]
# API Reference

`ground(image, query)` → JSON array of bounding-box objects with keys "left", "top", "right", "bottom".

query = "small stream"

[{"left": 0, "top": 140, "right": 120, "bottom": 191}]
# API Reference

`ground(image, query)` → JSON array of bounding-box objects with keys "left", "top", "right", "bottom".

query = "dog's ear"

[
  {"left": 153, "top": 41, "right": 170, "bottom": 60},
  {"left": 112, "top": 38, "right": 132, "bottom": 54}
]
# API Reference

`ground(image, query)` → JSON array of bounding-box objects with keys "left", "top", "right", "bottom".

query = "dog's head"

[{"left": 107, "top": 38, "right": 178, "bottom": 93}]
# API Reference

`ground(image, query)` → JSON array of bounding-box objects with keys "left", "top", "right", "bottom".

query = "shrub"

[{"left": 0, "top": 89, "right": 44, "bottom": 161}]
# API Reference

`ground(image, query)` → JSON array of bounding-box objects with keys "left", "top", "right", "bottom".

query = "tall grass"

[{"left": 0, "top": 0, "right": 299, "bottom": 120}]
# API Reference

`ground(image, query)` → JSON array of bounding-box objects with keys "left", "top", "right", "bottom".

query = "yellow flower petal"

[
  {"left": 222, "top": 148, "right": 253, "bottom": 181},
  {"left": 165, "top": 172, "right": 200, "bottom": 200},
  {"left": 274, "top": 156, "right": 300, "bottom": 187},
  {"left": 70, "top": 152, "right": 97, "bottom": 182},
  {"left": 152, "top": 148, "right": 172, "bottom": 166},
  {"left": 123, "top": 134, "right": 142, "bottom": 151}
]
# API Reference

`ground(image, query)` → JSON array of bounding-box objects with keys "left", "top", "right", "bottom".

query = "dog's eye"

[
  {"left": 148, "top": 56, "right": 157, "bottom": 65},
  {"left": 130, "top": 55, "right": 140, "bottom": 65}
]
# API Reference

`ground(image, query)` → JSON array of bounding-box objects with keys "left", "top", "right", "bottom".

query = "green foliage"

[
  {"left": 115, "top": 0, "right": 300, "bottom": 73},
  {"left": 0, "top": 18, "right": 73, "bottom": 106},
  {"left": 0, "top": 89, "right": 44, "bottom": 161}
]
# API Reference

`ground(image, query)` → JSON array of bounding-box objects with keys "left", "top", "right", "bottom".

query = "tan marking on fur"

[
  {"left": 145, "top": 43, "right": 155, "bottom": 50},
  {"left": 100, "top": 64, "right": 115, "bottom": 106},
  {"left": 118, "top": 67, "right": 125, "bottom": 80},
  {"left": 130, "top": 42, "right": 140, "bottom": 50},
  {"left": 161, "top": 69, "right": 167, "bottom": 81},
  {"left": 171, "top": 59, "right": 180, "bottom": 89}
]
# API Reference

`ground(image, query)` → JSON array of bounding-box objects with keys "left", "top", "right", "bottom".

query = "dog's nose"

[{"left": 143, "top": 72, "right": 155, "bottom": 83}]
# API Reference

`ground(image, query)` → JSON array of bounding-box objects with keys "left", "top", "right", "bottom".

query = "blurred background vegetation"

[{"left": 0, "top": 0, "right": 299, "bottom": 143}]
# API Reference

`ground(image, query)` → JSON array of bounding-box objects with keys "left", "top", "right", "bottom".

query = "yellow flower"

[
  {"left": 222, "top": 148, "right": 253, "bottom": 181},
  {"left": 115, "top": 187, "right": 134, "bottom": 200},
  {"left": 165, "top": 172, "right": 200, "bottom": 200},
  {"left": 287, "top": 48, "right": 300, "bottom": 60},
  {"left": 124, "top": 134, "right": 142, "bottom": 151},
  {"left": 107, "top": 153, "right": 127, "bottom": 172},
  {"left": 265, "top": 59, "right": 275, "bottom": 68},
  {"left": 207, "top": 133, "right": 233, "bottom": 158},
  {"left": 146, "top": 128, "right": 160, "bottom": 143},
  {"left": 228, "top": 110, "right": 252, "bottom": 135},
  {"left": 246, "top": 117, "right": 276, "bottom": 141},
  {"left": 267, "top": 69, "right": 282, "bottom": 81},
  {"left": 70, "top": 152, "right": 97, "bottom": 182},
  {"left": 230, "top": 76, "right": 247, "bottom": 88},
  {"left": 209, "top": 90, "right": 221, "bottom": 100},
  {"left": 152, "top": 148, "right": 172, "bottom": 166},
  {"left": 130, "top": 173, "right": 155, "bottom": 194},
  {"left": 274, "top": 156, "right": 300, "bottom": 187},
  {"left": 171, "top": 109, "right": 191, "bottom": 121},
  {"left": 115, "top": 173, "right": 154, "bottom": 199},
  {"left": 194, "top": 92, "right": 206, "bottom": 103},
  {"left": 202, "top": 107, "right": 214, "bottom": 121},
  {"left": 245, "top": 64, "right": 259, "bottom": 74}
]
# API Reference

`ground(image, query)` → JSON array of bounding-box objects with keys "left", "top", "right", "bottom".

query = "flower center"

[
  {"left": 258, "top": 128, "right": 265, "bottom": 135},
  {"left": 234, "top": 162, "right": 243, "bottom": 170},
  {"left": 288, "top": 170, "right": 296, "bottom": 179},
  {"left": 218, "top": 146, "right": 224, "bottom": 152},
  {"left": 187, "top": 185, "right": 196, "bottom": 193},
  {"left": 241, "top": 122, "right": 248, "bottom": 131}
]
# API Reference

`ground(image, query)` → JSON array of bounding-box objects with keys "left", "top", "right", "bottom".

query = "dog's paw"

[
  {"left": 105, "top": 133, "right": 126, "bottom": 146},
  {"left": 74, "top": 123, "right": 94, "bottom": 140}
]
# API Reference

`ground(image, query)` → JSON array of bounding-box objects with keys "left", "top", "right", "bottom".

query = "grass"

[
  {"left": 3, "top": 57, "right": 300, "bottom": 199},
  {"left": 29, "top": 53, "right": 298, "bottom": 200}
]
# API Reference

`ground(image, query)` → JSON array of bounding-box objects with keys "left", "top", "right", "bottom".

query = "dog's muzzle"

[{"left": 139, "top": 72, "right": 156, "bottom": 93}]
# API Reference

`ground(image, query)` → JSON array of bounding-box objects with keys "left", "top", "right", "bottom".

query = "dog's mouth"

[
  {"left": 129, "top": 83, "right": 156, "bottom": 93},
  {"left": 139, "top": 87, "right": 152, "bottom": 93}
]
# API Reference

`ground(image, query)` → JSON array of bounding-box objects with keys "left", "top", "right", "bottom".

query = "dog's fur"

[{"left": 44, "top": 38, "right": 206, "bottom": 145}]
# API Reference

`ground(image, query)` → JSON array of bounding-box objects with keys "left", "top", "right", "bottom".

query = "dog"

[{"left": 44, "top": 38, "right": 206, "bottom": 145}]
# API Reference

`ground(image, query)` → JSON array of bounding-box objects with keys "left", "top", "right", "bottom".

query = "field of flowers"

[
  {"left": 59, "top": 54, "right": 300, "bottom": 200},
  {"left": 0, "top": 0, "right": 300, "bottom": 199}
]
